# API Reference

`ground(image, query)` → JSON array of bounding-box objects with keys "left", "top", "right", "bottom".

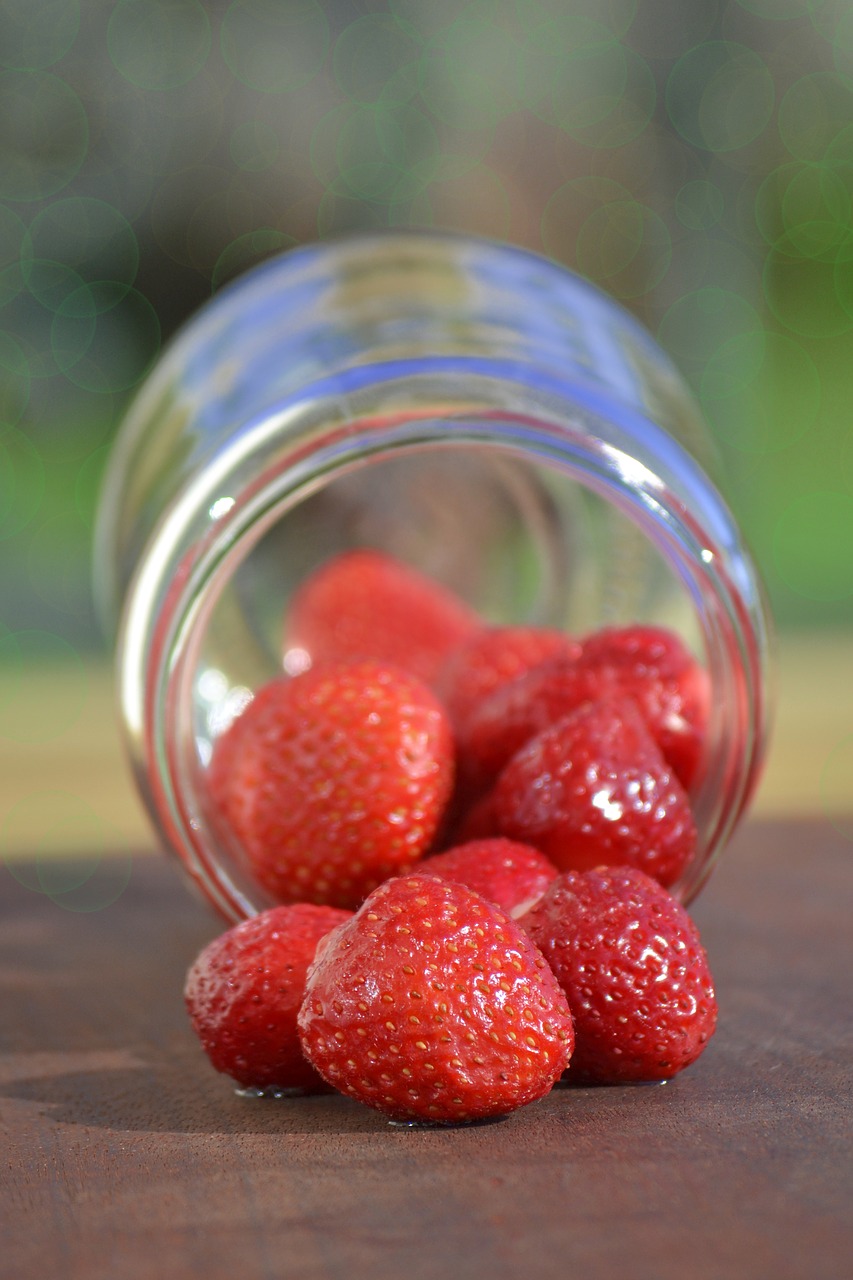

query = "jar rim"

[{"left": 115, "top": 367, "right": 771, "bottom": 919}]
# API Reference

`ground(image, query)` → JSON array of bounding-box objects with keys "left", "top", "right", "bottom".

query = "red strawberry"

[
  {"left": 215, "top": 662, "right": 455, "bottom": 909},
  {"left": 208, "top": 711, "right": 245, "bottom": 829},
  {"left": 184, "top": 903, "right": 352, "bottom": 1092},
  {"left": 464, "top": 625, "right": 709, "bottom": 793},
  {"left": 521, "top": 867, "right": 717, "bottom": 1082},
  {"left": 207, "top": 681, "right": 282, "bottom": 836},
  {"left": 284, "top": 549, "right": 480, "bottom": 685},
  {"left": 579, "top": 623, "right": 701, "bottom": 686},
  {"left": 577, "top": 625, "right": 710, "bottom": 789},
  {"left": 462, "top": 656, "right": 611, "bottom": 789},
  {"left": 420, "top": 838, "right": 558, "bottom": 917},
  {"left": 298, "top": 873, "right": 574, "bottom": 1124},
  {"left": 492, "top": 695, "right": 697, "bottom": 888},
  {"left": 437, "top": 625, "right": 580, "bottom": 735}
]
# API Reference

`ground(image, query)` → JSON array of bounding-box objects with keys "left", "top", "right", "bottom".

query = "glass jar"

[{"left": 96, "top": 231, "right": 772, "bottom": 921}]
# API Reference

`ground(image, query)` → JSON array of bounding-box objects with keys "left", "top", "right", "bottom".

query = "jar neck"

[{"left": 98, "top": 232, "right": 717, "bottom": 630}]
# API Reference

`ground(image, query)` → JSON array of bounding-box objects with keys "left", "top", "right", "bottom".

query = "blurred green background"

[{"left": 2, "top": 0, "right": 853, "bottom": 870}]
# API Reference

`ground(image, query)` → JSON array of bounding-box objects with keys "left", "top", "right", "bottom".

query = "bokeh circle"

[
  {"left": 699, "top": 329, "right": 821, "bottom": 453},
  {"left": 665, "top": 42, "right": 774, "bottom": 153},
  {"left": 0, "top": 70, "right": 88, "bottom": 202},
  {"left": 221, "top": 0, "right": 329, "bottom": 94},
  {"left": 107, "top": 0, "right": 211, "bottom": 91},
  {"left": 0, "top": 0, "right": 80, "bottom": 71},
  {"left": 1, "top": 790, "right": 133, "bottom": 912}
]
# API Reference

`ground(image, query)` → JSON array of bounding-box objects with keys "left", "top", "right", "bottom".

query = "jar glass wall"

[{"left": 96, "top": 232, "right": 772, "bottom": 921}]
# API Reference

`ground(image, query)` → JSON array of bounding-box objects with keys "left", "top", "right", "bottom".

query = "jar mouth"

[{"left": 119, "top": 371, "right": 770, "bottom": 920}]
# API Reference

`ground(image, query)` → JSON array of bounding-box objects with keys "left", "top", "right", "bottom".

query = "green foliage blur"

[{"left": 3, "top": 0, "right": 853, "bottom": 662}]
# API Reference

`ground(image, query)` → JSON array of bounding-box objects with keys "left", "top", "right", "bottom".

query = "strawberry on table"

[
  {"left": 284, "top": 549, "right": 480, "bottom": 686},
  {"left": 420, "top": 837, "right": 558, "bottom": 918},
  {"left": 298, "top": 873, "right": 574, "bottom": 1124},
  {"left": 211, "top": 662, "right": 455, "bottom": 909},
  {"left": 520, "top": 866, "right": 717, "bottom": 1083},
  {"left": 185, "top": 903, "right": 352, "bottom": 1092},
  {"left": 492, "top": 695, "right": 697, "bottom": 888}
]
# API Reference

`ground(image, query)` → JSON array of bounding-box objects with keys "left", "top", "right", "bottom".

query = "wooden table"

[{"left": 2, "top": 819, "right": 851, "bottom": 1280}]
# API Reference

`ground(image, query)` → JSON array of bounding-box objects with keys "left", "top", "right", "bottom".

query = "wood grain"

[{"left": 1, "top": 819, "right": 851, "bottom": 1280}]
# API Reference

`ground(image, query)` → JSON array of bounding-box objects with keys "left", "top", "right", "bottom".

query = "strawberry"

[
  {"left": 521, "top": 866, "right": 717, "bottom": 1082},
  {"left": 579, "top": 623, "right": 702, "bottom": 688},
  {"left": 577, "top": 625, "right": 710, "bottom": 789},
  {"left": 492, "top": 695, "right": 697, "bottom": 888},
  {"left": 184, "top": 903, "right": 351, "bottom": 1092},
  {"left": 462, "top": 656, "right": 610, "bottom": 789},
  {"left": 208, "top": 711, "right": 244, "bottom": 829},
  {"left": 420, "top": 838, "right": 558, "bottom": 918},
  {"left": 437, "top": 625, "right": 580, "bottom": 736},
  {"left": 214, "top": 662, "right": 455, "bottom": 909},
  {"left": 284, "top": 549, "right": 480, "bottom": 686},
  {"left": 207, "top": 680, "right": 282, "bottom": 836},
  {"left": 464, "top": 625, "right": 709, "bottom": 793},
  {"left": 298, "top": 873, "right": 574, "bottom": 1123}
]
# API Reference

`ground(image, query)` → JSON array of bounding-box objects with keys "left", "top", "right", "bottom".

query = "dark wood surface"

[{"left": 2, "top": 820, "right": 852, "bottom": 1280}]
